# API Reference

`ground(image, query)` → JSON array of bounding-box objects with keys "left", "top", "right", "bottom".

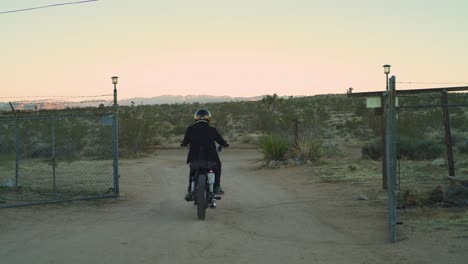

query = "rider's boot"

[
  {"left": 184, "top": 192, "right": 193, "bottom": 201},
  {"left": 214, "top": 186, "right": 224, "bottom": 195}
]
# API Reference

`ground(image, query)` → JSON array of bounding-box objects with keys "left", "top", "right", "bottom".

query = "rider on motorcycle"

[{"left": 181, "top": 109, "right": 229, "bottom": 201}]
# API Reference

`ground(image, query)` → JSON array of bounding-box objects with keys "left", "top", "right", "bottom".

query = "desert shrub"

[
  {"left": 451, "top": 114, "right": 468, "bottom": 130},
  {"left": 398, "top": 187, "right": 443, "bottom": 207},
  {"left": 322, "top": 142, "right": 343, "bottom": 157},
  {"left": 171, "top": 123, "right": 187, "bottom": 135},
  {"left": 343, "top": 118, "right": 361, "bottom": 132},
  {"left": 362, "top": 137, "right": 444, "bottom": 160},
  {"left": 0, "top": 134, "right": 16, "bottom": 154},
  {"left": 119, "top": 114, "right": 154, "bottom": 155},
  {"left": 361, "top": 139, "right": 382, "bottom": 160},
  {"left": 239, "top": 134, "right": 256, "bottom": 144},
  {"left": 398, "top": 190, "right": 430, "bottom": 207},
  {"left": 258, "top": 133, "right": 290, "bottom": 161},
  {"left": 449, "top": 132, "right": 464, "bottom": 145},
  {"left": 251, "top": 108, "right": 277, "bottom": 133},
  {"left": 458, "top": 140, "right": 468, "bottom": 153},
  {"left": 300, "top": 105, "right": 329, "bottom": 137},
  {"left": 28, "top": 143, "right": 52, "bottom": 158},
  {"left": 289, "top": 136, "right": 323, "bottom": 165},
  {"left": 398, "top": 137, "right": 444, "bottom": 160},
  {"left": 55, "top": 142, "right": 79, "bottom": 160}
]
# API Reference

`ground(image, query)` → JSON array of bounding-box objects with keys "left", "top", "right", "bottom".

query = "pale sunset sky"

[{"left": 1, "top": 0, "right": 467, "bottom": 100}]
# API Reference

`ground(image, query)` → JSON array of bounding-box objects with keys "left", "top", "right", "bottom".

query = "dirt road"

[{"left": 1, "top": 149, "right": 467, "bottom": 263}]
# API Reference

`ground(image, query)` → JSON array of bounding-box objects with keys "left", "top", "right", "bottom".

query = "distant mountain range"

[
  {"left": 119, "top": 94, "right": 267, "bottom": 106},
  {"left": 0, "top": 94, "right": 291, "bottom": 111}
]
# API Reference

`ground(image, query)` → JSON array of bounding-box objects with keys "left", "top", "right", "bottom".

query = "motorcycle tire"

[{"left": 196, "top": 173, "right": 207, "bottom": 220}]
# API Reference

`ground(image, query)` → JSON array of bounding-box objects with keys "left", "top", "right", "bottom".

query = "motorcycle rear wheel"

[{"left": 196, "top": 173, "right": 207, "bottom": 220}]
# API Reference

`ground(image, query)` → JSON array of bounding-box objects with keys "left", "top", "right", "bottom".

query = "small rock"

[
  {"left": 356, "top": 195, "right": 369, "bottom": 201},
  {"left": 0, "top": 179, "right": 14, "bottom": 188}
]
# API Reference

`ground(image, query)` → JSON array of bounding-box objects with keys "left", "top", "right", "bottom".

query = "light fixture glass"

[
  {"left": 111, "top": 76, "right": 119, "bottom": 84},
  {"left": 383, "top": 65, "right": 391, "bottom": 74}
]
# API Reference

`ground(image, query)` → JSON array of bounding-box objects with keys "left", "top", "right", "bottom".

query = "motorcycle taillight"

[{"left": 207, "top": 172, "right": 215, "bottom": 184}]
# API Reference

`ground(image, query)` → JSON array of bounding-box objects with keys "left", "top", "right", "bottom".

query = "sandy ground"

[{"left": 1, "top": 149, "right": 467, "bottom": 264}]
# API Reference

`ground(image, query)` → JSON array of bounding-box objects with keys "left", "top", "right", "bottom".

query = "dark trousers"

[{"left": 187, "top": 162, "right": 222, "bottom": 192}]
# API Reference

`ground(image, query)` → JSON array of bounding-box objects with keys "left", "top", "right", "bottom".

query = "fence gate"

[
  {"left": 350, "top": 78, "right": 468, "bottom": 242},
  {"left": 0, "top": 111, "right": 119, "bottom": 208}
]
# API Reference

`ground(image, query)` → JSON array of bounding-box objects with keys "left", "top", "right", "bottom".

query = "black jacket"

[{"left": 181, "top": 120, "right": 228, "bottom": 164}]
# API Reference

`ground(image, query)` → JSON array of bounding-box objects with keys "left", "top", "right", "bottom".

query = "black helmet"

[{"left": 194, "top": 109, "right": 211, "bottom": 123}]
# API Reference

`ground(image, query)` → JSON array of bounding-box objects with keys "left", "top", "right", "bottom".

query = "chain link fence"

[
  {"left": 396, "top": 104, "right": 468, "bottom": 207},
  {"left": 0, "top": 111, "right": 119, "bottom": 207}
]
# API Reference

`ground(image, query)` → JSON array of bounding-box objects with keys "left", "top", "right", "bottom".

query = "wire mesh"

[
  {"left": 0, "top": 111, "right": 117, "bottom": 207},
  {"left": 395, "top": 92, "right": 468, "bottom": 207}
]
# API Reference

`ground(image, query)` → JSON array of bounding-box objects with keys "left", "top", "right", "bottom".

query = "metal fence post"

[
  {"left": 52, "top": 116, "right": 57, "bottom": 195},
  {"left": 10, "top": 102, "right": 20, "bottom": 188},
  {"left": 15, "top": 118, "right": 19, "bottom": 188},
  {"left": 385, "top": 76, "right": 398, "bottom": 242},
  {"left": 441, "top": 90, "right": 455, "bottom": 178},
  {"left": 113, "top": 84, "right": 120, "bottom": 195}
]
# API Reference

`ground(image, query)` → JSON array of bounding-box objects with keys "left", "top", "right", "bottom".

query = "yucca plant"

[
  {"left": 258, "top": 133, "right": 290, "bottom": 161},
  {"left": 289, "top": 136, "right": 323, "bottom": 165}
]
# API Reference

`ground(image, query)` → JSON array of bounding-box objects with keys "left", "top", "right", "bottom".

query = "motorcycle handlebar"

[
  {"left": 181, "top": 144, "right": 228, "bottom": 152},
  {"left": 218, "top": 144, "right": 229, "bottom": 152}
]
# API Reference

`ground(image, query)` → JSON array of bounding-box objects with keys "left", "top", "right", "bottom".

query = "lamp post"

[
  {"left": 383, "top": 65, "right": 391, "bottom": 91},
  {"left": 111, "top": 76, "right": 120, "bottom": 195},
  {"left": 381, "top": 65, "right": 391, "bottom": 190}
]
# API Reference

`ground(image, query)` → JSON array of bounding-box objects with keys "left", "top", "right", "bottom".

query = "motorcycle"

[{"left": 187, "top": 145, "right": 224, "bottom": 220}]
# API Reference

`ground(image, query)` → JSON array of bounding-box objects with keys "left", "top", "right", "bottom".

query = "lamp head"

[
  {"left": 383, "top": 65, "right": 391, "bottom": 74},
  {"left": 111, "top": 76, "right": 119, "bottom": 85}
]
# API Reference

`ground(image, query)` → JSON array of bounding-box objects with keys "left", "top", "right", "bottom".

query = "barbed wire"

[
  {"left": 397, "top": 81, "right": 468, "bottom": 85},
  {"left": 0, "top": 0, "right": 99, "bottom": 15},
  {"left": 1, "top": 94, "right": 114, "bottom": 112},
  {"left": 0, "top": 94, "right": 112, "bottom": 99}
]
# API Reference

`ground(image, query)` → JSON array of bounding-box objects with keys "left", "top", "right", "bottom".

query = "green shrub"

[
  {"left": 398, "top": 137, "right": 444, "bottom": 160},
  {"left": 458, "top": 140, "right": 468, "bottom": 153},
  {"left": 398, "top": 188, "right": 443, "bottom": 207},
  {"left": 362, "top": 137, "right": 445, "bottom": 160},
  {"left": 239, "top": 134, "right": 256, "bottom": 144},
  {"left": 28, "top": 143, "right": 52, "bottom": 158},
  {"left": 362, "top": 139, "right": 382, "bottom": 160},
  {"left": 258, "top": 134, "right": 290, "bottom": 161},
  {"left": 289, "top": 136, "right": 323, "bottom": 165}
]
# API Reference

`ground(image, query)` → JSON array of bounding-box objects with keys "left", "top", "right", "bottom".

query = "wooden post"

[
  {"left": 293, "top": 119, "right": 299, "bottom": 147},
  {"left": 441, "top": 90, "right": 455, "bottom": 178}
]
